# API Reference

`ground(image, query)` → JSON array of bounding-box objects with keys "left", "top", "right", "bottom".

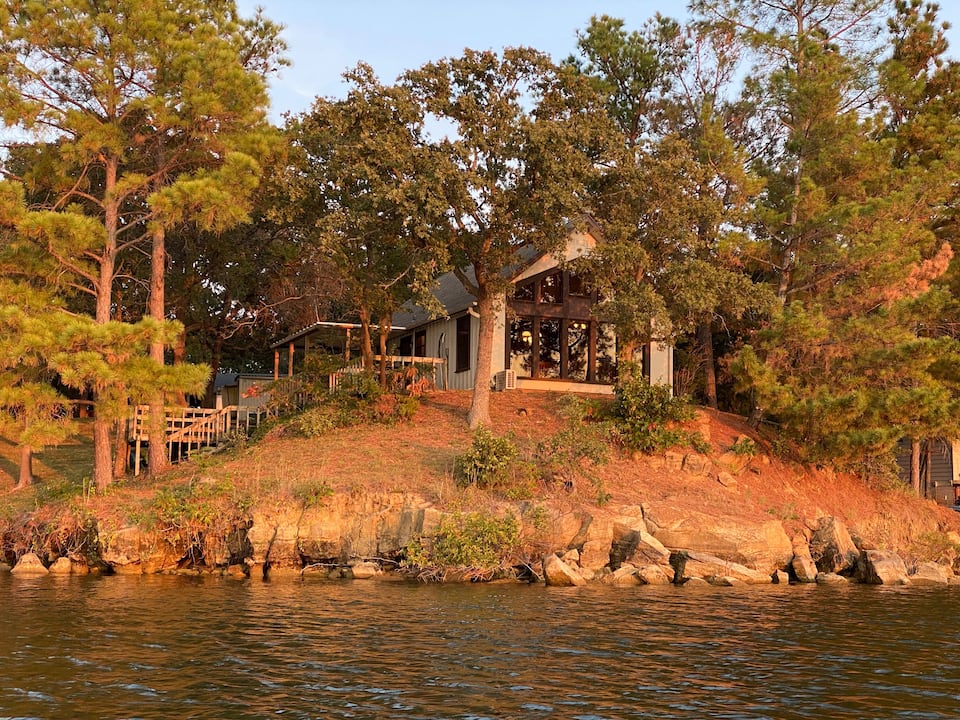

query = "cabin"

[
  {"left": 272, "top": 229, "right": 673, "bottom": 395},
  {"left": 388, "top": 229, "right": 672, "bottom": 395}
]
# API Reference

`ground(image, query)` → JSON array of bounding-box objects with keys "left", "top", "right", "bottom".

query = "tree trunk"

[
  {"left": 358, "top": 304, "right": 374, "bottom": 377},
  {"left": 113, "top": 420, "right": 128, "bottom": 478},
  {"left": 910, "top": 438, "right": 921, "bottom": 495},
  {"left": 148, "top": 225, "right": 169, "bottom": 476},
  {"left": 16, "top": 445, "right": 33, "bottom": 489},
  {"left": 378, "top": 315, "right": 389, "bottom": 388},
  {"left": 697, "top": 319, "right": 718, "bottom": 410},
  {"left": 467, "top": 289, "right": 495, "bottom": 429},
  {"left": 92, "top": 157, "right": 120, "bottom": 490},
  {"left": 172, "top": 328, "right": 188, "bottom": 406}
]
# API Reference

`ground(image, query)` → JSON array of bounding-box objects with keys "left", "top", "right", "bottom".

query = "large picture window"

[{"left": 505, "top": 264, "right": 614, "bottom": 383}]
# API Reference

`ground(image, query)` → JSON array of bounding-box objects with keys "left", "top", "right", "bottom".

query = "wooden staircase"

[{"left": 128, "top": 405, "right": 270, "bottom": 475}]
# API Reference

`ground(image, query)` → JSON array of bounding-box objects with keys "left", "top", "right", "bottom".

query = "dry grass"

[{"left": 2, "top": 390, "right": 959, "bottom": 563}]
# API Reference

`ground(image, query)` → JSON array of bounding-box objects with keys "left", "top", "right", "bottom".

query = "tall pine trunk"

[
  {"left": 16, "top": 445, "right": 33, "bottom": 489},
  {"left": 378, "top": 315, "right": 390, "bottom": 388},
  {"left": 148, "top": 225, "right": 169, "bottom": 476},
  {"left": 910, "top": 438, "right": 921, "bottom": 495},
  {"left": 93, "top": 158, "right": 120, "bottom": 490}
]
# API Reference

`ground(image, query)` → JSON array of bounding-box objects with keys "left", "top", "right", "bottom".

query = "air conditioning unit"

[{"left": 494, "top": 369, "right": 517, "bottom": 391}]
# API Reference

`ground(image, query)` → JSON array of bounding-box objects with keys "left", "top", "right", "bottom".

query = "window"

[
  {"left": 568, "top": 272, "right": 590, "bottom": 297},
  {"left": 414, "top": 330, "right": 427, "bottom": 357},
  {"left": 398, "top": 334, "right": 413, "bottom": 357},
  {"left": 538, "top": 319, "right": 561, "bottom": 378},
  {"left": 509, "top": 317, "right": 534, "bottom": 378},
  {"left": 514, "top": 281, "right": 534, "bottom": 301},
  {"left": 455, "top": 315, "right": 471, "bottom": 373},
  {"left": 567, "top": 320, "right": 589, "bottom": 381},
  {"left": 540, "top": 272, "right": 562, "bottom": 304}
]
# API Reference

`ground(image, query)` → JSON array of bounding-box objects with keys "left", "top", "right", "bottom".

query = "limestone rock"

[
  {"left": 610, "top": 521, "right": 669, "bottom": 569},
  {"left": 810, "top": 516, "right": 859, "bottom": 574},
  {"left": 683, "top": 577, "right": 710, "bottom": 588},
  {"left": 637, "top": 565, "right": 673, "bottom": 585},
  {"left": 675, "top": 551, "right": 771, "bottom": 584},
  {"left": 716, "top": 471, "right": 738, "bottom": 489},
  {"left": 0, "top": 562, "right": 11, "bottom": 573},
  {"left": 578, "top": 541, "right": 609, "bottom": 571},
  {"left": 791, "top": 544, "right": 819, "bottom": 583},
  {"left": 542, "top": 554, "right": 586, "bottom": 587},
  {"left": 665, "top": 451, "right": 685, "bottom": 471},
  {"left": 560, "top": 548, "right": 580, "bottom": 566},
  {"left": 48, "top": 557, "right": 73, "bottom": 575},
  {"left": 908, "top": 562, "right": 950, "bottom": 586},
  {"left": 772, "top": 570, "right": 790, "bottom": 585},
  {"left": 649, "top": 505, "right": 792, "bottom": 572},
  {"left": 350, "top": 561, "right": 381, "bottom": 579},
  {"left": 856, "top": 550, "right": 910, "bottom": 585},
  {"left": 682, "top": 453, "right": 710, "bottom": 476},
  {"left": 708, "top": 576, "right": 743, "bottom": 587},
  {"left": 816, "top": 572, "right": 849, "bottom": 584},
  {"left": 11, "top": 552, "right": 48, "bottom": 575},
  {"left": 604, "top": 564, "right": 641, "bottom": 587}
]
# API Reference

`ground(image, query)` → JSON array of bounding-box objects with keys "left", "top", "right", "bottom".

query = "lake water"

[{"left": 0, "top": 573, "right": 958, "bottom": 719}]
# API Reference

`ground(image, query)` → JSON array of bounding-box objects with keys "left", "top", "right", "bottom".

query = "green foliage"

[
  {"left": 291, "top": 479, "right": 334, "bottom": 509},
  {"left": 612, "top": 370, "right": 695, "bottom": 453},
  {"left": 453, "top": 427, "right": 518, "bottom": 489},
  {"left": 730, "top": 437, "right": 757, "bottom": 457},
  {"left": 404, "top": 512, "right": 520, "bottom": 578}
]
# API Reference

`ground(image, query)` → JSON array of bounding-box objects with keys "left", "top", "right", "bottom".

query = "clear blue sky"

[{"left": 237, "top": 1, "right": 960, "bottom": 120}]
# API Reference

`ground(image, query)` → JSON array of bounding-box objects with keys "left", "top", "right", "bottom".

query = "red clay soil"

[{"left": 230, "top": 390, "right": 960, "bottom": 560}]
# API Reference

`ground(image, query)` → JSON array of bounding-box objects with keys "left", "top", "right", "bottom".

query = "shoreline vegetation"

[{"left": 2, "top": 389, "right": 959, "bottom": 588}]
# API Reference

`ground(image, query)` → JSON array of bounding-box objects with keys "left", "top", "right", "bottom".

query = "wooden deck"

[{"left": 127, "top": 405, "right": 269, "bottom": 475}]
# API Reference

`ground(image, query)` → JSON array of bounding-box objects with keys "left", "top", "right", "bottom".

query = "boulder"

[
  {"left": 682, "top": 453, "right": 710, "bottom": 476},
  {"left": 637, "top": 565, "right": 673, "bottom": 585},
  {"left": 48, "top": 557, "right": 73, "bottom": 575},
  {"left": 603, "top": 564, "right": 641, "bottom": 587},
  {"left": 791, "top": 544, "right": 819, "bottom": 583},
  {"left": 682, "top": 577, "right": 710, "bottom": 588},
  {"left": 0, "top": 562, "right": 11, "bottom": 573},
  {"left": 577, "top": 541, "right": 610, "bottom": 572},
  {"left": 772, "top": 570, "right": 790, "bottom": 585},
  {"left": 856, "top": 550, "right": 910, "bottom": 585},
  {"left": 708, "top": 576, "right": 743, "bottom": 587},
  {"left": 542, "top": 554, "right": 586, "bottom": 587},
  {"left": 908, "top": 562, "right": 951, "bottom": 586},
  {"left": 100, "top": 525, "right": 178, "bottom": 574},
  {"left": 11, "top": 552, "right": 47, "bottom": 575},
  {"left": 610, "top": 521, "right": 670, "bottom": 569},
  {"left": 560, "top": 548, "right": 580, "bottom": 566},
  {"left": 810, "top": 517, "right": 859, "bottom": 574},
  {"left": 349, "top": 561, "right": 381, "bottom": 579},
  {"left": 650, "top": 506, "right": 793, "bottom": 572},
  {"left": 674, "top": 550, "right": 771, "bottom": 584},
  {"left": 716, "top": 471, "right": 738, "bottom": 489},
  {"left": 816, "top": 572, "right": 849, "bottom": 585}
]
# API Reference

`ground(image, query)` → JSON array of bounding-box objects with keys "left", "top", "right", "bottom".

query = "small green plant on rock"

[{"left": 731, "top": 436, "right": 758, "bottom": 457}]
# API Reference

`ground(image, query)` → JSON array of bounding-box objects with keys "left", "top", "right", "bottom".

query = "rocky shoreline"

[{"left": 3, "top": 489, "right": 957, "bottom": 588}]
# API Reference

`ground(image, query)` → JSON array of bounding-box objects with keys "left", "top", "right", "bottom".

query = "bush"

[
  {"left": 612, "top": 369, "right": 695, "bottom": 453},
  {"left": 404, "top": 511, "right": 520, "bottom": 580},
  {"left": 454, "top": 426, "right": 518, "bottom": 489}
]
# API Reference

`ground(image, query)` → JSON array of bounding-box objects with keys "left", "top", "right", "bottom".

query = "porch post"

[
  {"left": 345, "top": 327, "right": 351, "bottom": 363},
  {"left": 287, "top": 341, "right": 294, "bottom": 377},
  {"left": 273, "top": 350, "right": 279, "bottom": 380}
]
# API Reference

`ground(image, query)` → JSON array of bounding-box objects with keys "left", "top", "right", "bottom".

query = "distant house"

[
  {"left": 388, "top": 228, "right": 673, "bottom": 395},
  {"left": 896, "top": 438, "right": 960, "bottom": 506}
]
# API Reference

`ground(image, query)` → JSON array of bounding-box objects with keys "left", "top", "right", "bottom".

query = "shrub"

[
  {"left": 612, "top": 369, "right": 696, "bottom": 453},
  {"left": 454, "top": 426, "right": 518, "bottom": 489},
  {"left": 404, "top": 511, "right": 520, "bottom": 580}
]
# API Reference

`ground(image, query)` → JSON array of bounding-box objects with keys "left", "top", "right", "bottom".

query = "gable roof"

[{"left": 390, "top": 228, "right": 597, "bottom": 332}]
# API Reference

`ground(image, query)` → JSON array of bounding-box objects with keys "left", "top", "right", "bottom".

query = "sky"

[{"left": 236, "top": 0, "right": 960, "bottom": 122}]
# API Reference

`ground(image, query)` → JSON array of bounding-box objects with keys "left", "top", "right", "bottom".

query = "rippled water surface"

[{"left": 1, "top": 574, "right": 959, "bottom": 719}]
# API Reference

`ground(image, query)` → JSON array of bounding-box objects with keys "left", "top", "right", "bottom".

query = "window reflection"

[
  {"left": 539, "top": 319, "right": 561, "bottom": 378},
  {"left": 509, "top": 317, "right": 534, "bottom": 378}
]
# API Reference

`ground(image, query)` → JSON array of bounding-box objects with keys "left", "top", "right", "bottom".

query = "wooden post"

[
  {"left": 274, "top": 350, "right": 279, "bottom": 380},
  {"left": 345, "top": 327, "right": 351, "bottom": 362},
  {"left": 288, "top": 341, "right": 294, "bottom": 377}
]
